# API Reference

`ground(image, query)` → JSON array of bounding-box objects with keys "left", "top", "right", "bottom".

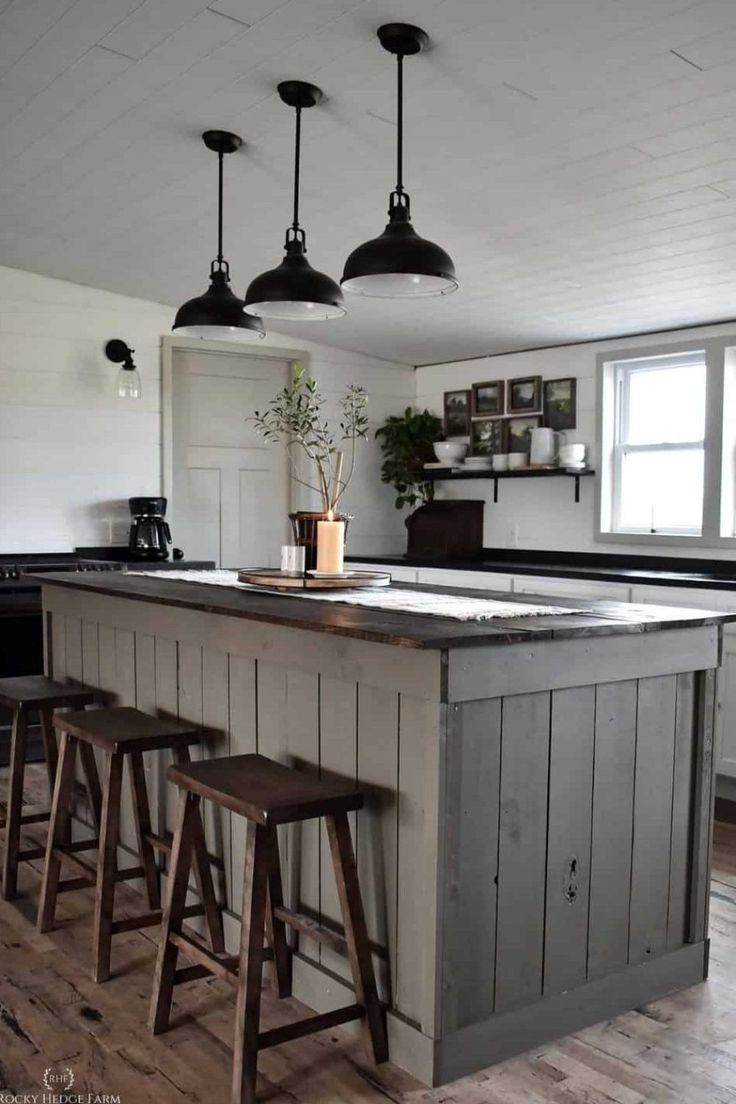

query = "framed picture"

[
  {"left": 472, "top": 379, "right": 505, "bottom": 416},
  {"left": 507, "top": 415, "right": 542, "bottom": 454},
  {"left": 508, "top": 375, "right": 542, "bottom": 414},
  {"left": 543, "top": 377, "right": 577, "bottom": 430},
  {"left": 471, "top": 417, "right": 507, "bottom": 456},
  {"left": 443, "top": 389, "right": 471, "bottom": 437}
]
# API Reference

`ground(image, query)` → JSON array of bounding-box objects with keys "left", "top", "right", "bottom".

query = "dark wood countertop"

[{"left": 34, "top": 571, "right": 736, "bottom": 651}]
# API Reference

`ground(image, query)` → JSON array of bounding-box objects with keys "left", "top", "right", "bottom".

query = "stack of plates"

[{"left": 463, "top": 456, "right": 492, "bottom": 470}]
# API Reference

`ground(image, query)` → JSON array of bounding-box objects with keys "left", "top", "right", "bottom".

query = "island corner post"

[{"left": 38, "top": 571, "right": 722, "bottom": 1087}]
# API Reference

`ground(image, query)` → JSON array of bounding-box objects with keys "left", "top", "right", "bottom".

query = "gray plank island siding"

[{"left": 37, "top": 572, "right": 731, "bottom": 1086}]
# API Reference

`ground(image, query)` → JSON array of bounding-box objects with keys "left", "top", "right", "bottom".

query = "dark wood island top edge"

[{"left": 34, "top": 572, "right": 736, "bottom": 651}]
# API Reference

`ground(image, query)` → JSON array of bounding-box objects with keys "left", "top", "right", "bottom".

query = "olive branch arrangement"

[{"left": 252, "top": 365, "right": 369, "bottom": 514}]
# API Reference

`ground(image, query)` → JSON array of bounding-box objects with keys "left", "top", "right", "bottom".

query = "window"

[{"left": 610, "top": 350, "right": 706, "bottom": 536}]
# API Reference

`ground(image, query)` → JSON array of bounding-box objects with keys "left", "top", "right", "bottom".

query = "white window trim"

[{"left": 596, "top": 337, "right": 735, "bottom": 549}]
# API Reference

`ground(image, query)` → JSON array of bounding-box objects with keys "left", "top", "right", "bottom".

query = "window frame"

[
  {"left": 611, "top": 352, "right": 706, "bottom": 537},
  {"left": 596, "top": 337, "right": 730, "bottom": 549}
]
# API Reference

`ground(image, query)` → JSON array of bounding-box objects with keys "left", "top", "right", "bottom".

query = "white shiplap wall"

[
  {"left": 416, "top": 321, "right": 736, "bottom": 558},
  {"left": 0, "top": 264, "right": 413, "bottom": 556}
]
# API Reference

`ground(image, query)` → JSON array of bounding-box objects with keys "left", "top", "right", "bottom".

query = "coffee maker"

[{"left": 127, "top": 497, "right": 172, "bottom": 561}]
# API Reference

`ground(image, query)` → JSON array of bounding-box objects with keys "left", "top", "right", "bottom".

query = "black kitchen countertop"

[
  {"left": 347, "top": 548, "right": 736, "bottom": 591},
  {"left": 33, "top": 570, "right": 736, "bottom": 651}
]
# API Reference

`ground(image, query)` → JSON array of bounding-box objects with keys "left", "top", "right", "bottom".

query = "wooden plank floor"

[{"left": 4, "top": 767, "right": 736, "bottom": 1104}]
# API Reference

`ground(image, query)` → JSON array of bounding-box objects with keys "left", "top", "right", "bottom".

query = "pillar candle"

[{"left": 316, "top": 514, "right": 345, "bottom": 573}]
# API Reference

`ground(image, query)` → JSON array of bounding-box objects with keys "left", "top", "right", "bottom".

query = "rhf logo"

[{"left": 42, "top": 1068, "right": 75, "bottom": 1093}]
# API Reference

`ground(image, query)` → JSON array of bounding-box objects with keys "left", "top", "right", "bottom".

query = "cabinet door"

[
  {"left": 415, "top": 568, "right": 514, "bottom": 591},
  {"left": 512, "top": 575, "right": 631, "bottom": 602}
]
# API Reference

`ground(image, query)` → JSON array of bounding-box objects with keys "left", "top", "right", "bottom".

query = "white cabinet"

[
  {"left": 512, "top": 575, "right": 631, "bottom": 602},
  {"left": 416, "top": 567, "right": 514, "bottom": 591}
]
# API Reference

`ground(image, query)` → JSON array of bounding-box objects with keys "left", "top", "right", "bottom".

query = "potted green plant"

[
  {"left": 375, "top": 407, "right": 443, "bottom": 510},
  {"left": 252, "top": 365, "right": 368, "bottom": 565}
]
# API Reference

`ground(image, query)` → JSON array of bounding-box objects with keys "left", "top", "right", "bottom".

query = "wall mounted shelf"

[{"left": 424, "top": 467, "right": 595, "bottom": 503}]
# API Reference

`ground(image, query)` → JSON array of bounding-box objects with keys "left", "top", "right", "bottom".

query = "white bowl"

[
  {"left": 433, "top": 441, "right": 467, "bottom": 464},
  {"left": 508, "top": 452, "right": 528, "bottom": 469}
]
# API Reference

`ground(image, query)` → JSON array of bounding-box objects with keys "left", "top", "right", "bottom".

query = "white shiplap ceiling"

[{"left": 3, "top": 0, "right": 736, "bottom": 364}]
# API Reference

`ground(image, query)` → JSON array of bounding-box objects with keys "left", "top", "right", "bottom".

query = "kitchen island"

[{"left": 36, "top": 570, "right": 730, "bottom": 1086}]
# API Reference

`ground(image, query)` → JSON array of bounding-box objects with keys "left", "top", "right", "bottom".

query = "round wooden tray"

[{"left": 237, "top": 569, "right": 391, "bottom": 590}]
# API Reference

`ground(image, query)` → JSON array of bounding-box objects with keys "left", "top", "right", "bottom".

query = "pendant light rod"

[
  {"left": 277, "top": 81, "right": 322, "bottom": 242},
  {"left": 395, "top": 52, "right": 403, "bottom": 195},
  {"left": 217, "top": 145, "right": 224, "bottom": 265},
  {"left": 377, "top": 22, "right": 427, "bottom": 202},
  {"left": 202, "top": 129, "right": 242, "bottom": 272},
  {"left": 292, "top": 103, "right": 302, "bottom": 230}
]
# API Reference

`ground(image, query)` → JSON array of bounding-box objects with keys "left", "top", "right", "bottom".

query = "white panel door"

[{"left": 169, "top": 347, "right": 290, "bottom": 568}]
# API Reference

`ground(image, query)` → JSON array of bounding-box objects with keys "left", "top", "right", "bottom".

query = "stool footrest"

[
  {"left": 110, "top": 911, "right": 162, "bottom": 934},
  {"left": 58, "top": 876, "right": 95, "bottom": 893},
  {"left": 109, "top": 903, "right": 206, "bottom": 935},
  {"left": 274, "top": 906, "right": 347, "bottom": 957},
  {"left": 144, "top": 829, "right": 225, "bottom": 871},
  {"left": 0, "top": 809, "right": 51, "bottom": 830},
  {"left": 258, "top": 1004, "right": 365, "bottom": 1050},
  {"left": 174, "top": 964, "right": 215, "bottom": 985},
  {"left": 17, "top": 846, "right": 46, "bottom": 862},
  {"left": 169, "top": 931, "right": 240, "bottom": 986},
  {"left": 115, "top": 865, "right": 144, "bottom": 883}
]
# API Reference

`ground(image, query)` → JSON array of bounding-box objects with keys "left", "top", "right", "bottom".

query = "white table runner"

[{"left": 126, "top": 569, "right": 576, "bottom": 622}]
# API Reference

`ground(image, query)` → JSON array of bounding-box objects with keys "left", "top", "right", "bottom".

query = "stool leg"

[
  {"left": 173, "top": 746, "right": 225, "bottom": 953},
  {"left": 37, "top": 733, "right": 78, "bottom": 932},
  {"left": 265, "top": 825, "right": 291, "bottom": 998},
  {"left": 2, "top": 709, "right": 28, "bottom": 900},
  {"left": 79, "top": 743, "right": 103, "bottom": 832},
  {"left": 232, "top": 821, "right": 270, "bottom": 1104},
  {"left": 129, "top": 752, "right": 161, "bottom": 911},
  {"left": 39, "top": 708, "right": 58, "bottom": 799},
  {"left": 326, "top": 812, "right": 388, "bottom": 1065},
  {"left": 93, "top": 752, "right": 123, "bottom": 983},
  {"left": 149, "top": 789, "right": 198, "bottom": 1035}
]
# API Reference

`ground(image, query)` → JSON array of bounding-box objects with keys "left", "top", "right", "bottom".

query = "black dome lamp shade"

[
  {"left": 341, "top": 23, "right": 458, "bottom": 298},
  {"left": 244, "top": 81, "right": 345, "bottom": 321},
  {"left": 173, "top": 130, "right": 265, "bottom": 340}
]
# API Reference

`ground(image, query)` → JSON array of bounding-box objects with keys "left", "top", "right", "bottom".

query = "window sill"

[{"left": 596, "top": 529, "right": 736, "bottom": 549}]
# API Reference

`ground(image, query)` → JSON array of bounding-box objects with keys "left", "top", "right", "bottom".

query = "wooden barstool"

[
  {"left": 0, "top": 675, "right": 94, "bottom": 900},
  {"left": 150, "top": 753, "right": 388, "bottom": 1104},
  {"left": 37, "top": 706, "right": 225, "bottom": 983}
]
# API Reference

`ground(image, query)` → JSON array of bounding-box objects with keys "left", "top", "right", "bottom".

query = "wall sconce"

[{"left": 105, "top": 339, "right": 141, "bottom": 399}]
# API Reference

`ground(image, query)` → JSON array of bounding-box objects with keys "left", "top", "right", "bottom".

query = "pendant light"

[
  {"left": 341, "top": 23, "right": 458, "bottom": 298},
  {"left": 244, "top": 81, "right": 345, "bottom": 321},
  {"left": 105, "top": 339, "right": 142, "bottom": 400},
  {"left": 173, "top": 130, "right": 265, "bottom": 340}
]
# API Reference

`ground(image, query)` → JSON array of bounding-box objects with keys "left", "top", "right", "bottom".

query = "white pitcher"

[{"left": 530, "top": 427, "right": 559, "bottom": 465}]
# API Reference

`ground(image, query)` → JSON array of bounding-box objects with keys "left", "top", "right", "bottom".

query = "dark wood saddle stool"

[
  {"left": 150, "top": 752, "right": 388, "bottom": 1104},
  {"left": 0, "top": 676, "right": 93, "bottom": 901},
  {"left": 37, "top": 706, "right": 225, "bottom": 983}
]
